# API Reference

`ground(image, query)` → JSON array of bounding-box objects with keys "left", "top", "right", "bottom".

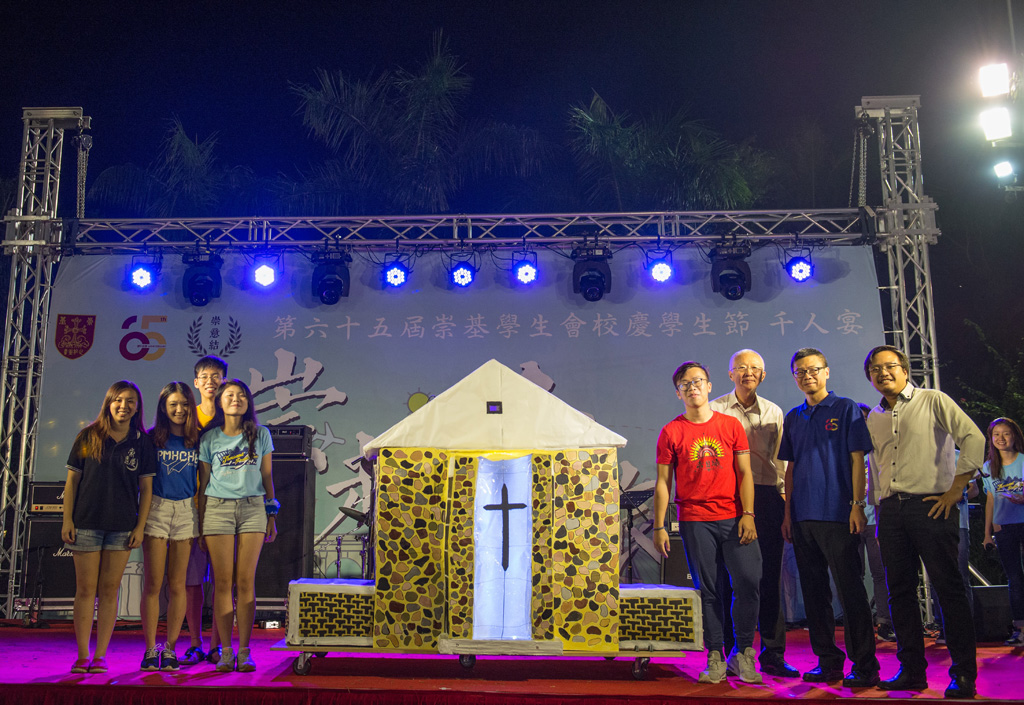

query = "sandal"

[
  {"left": 181, "top": 645, "right": 205, "bottom": 665},
  {"left": 87, "top": 657, "right": 108, "bottom": 673},
  {"left": 70, "top": 658, "right": 90, "bottom": 674}
]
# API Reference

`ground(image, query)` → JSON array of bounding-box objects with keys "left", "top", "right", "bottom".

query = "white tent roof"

[{"left": 363, "top": 359, "right": 627, "bottom": 454}]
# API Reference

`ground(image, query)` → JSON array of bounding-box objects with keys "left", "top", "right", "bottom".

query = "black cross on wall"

[{"left": 483, "top": 482, "right": 527, "bottom": 571}]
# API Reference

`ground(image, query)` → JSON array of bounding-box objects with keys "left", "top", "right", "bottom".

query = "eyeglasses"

[
  {"left": 731, "top": 365, "right": 764, "bottom": 375},
  {"left": 677, "top": 378, "right": 708, "bottom": 391},
  {"left": 867, "top": 362, "right": 903, "bottom": 376},
  {"left": 196, "top": 374, "right": 223, "bottom": 383},
  {"left": 793, "top": 366, "right": 825, "bottom": 379}
]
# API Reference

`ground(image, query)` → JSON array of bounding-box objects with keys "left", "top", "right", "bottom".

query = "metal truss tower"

[{"left": 859, "top": 96, "right": 941, "bottom": 389}]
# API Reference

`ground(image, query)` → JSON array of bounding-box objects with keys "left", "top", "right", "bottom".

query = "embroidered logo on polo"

[
  {"left": 825, "top": 418, "right": 839, "bottom": 431},
  {"left": 123, "top": 448, "right": 139, "bottom": 473},
  {"left": 689, "top": 436, "right": 724, "bottom": 471}
]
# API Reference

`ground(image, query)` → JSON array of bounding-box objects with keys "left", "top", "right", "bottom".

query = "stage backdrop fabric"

[{"left": 35, "top": 246, "right": 885, "bottom": 561}]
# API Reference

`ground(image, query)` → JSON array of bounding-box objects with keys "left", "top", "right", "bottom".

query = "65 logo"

[{"left": 120, "top": 315, "right": 167, "bottom": 361}]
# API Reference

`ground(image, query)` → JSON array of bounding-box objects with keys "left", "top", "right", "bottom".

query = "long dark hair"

[
  {"left": 75, "top": 380, "right": 145, "bottom": 461},
  {"left": 150, "top": 382, "right": 200, "bottom": 449},
  {"left": 201, "top": 379, "right": 261, "bottom": 460},
  {"left": 987, "top": 417, "right": 1024, "bottom": 480}
]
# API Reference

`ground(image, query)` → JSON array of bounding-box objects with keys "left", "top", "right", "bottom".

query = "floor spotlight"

[
  {"left": 182, "top": 253, "right": 223, "bottom": 307},
  {"left": 710, "top": 246, "right": 751, "bottom": 301},
  {"left": 312, "top": 252, "right": 351, "bottom": 305},
  {"left": 126, "top": 259, "right": 160, "bottom": 291},
  {"left": 572, "top": 246, "right": 612, "bottom": 302},
  {"left": 512, "top": 252, "right": 538, "bottom": 286},
  {"left": 785, "top": 256, "right": 814, "bottom": 282}
]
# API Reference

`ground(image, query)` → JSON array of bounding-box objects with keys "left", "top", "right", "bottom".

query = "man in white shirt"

[
  {"left": 710, "top": 349, "right": 797, "bottom": 678},
  {"left": 864, "top": 345, "right": 984, "bottom": 699}
]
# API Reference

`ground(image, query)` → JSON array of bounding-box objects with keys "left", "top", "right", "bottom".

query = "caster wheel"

[
  {"left": 292, "top": 653, "right": 312, "bottom": 675},
  {"left": 631, "top": 657, "right": 650, "bottom": 680},
  {"left": 313, "top": 652, "right": 326, "bottom": 658},
  {"left": 604, "top": 656, "right": 616, "bottom": 661},
  {"left": 459, "top": 654, "right": 476, "bottom": 669}
]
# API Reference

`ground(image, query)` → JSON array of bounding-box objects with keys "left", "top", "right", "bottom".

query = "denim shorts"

[
  {"left": 145, "top": 495, "right": 199, "bottom": 541},
  {"left": 204, "top": 496, "right": 267, "bottom": 535},
  {"left": 66, "top": 528, "right": 133, "bottom": 552}
]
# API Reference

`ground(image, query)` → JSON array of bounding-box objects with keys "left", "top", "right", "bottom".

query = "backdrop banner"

[{"left": 36, "top": 245, "right": 885, "bottom": 577}]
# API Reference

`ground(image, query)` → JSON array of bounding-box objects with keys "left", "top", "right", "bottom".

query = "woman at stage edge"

[
  {"left": 982, "top": 417, "right": 1024, "bottom": 646},
  {"left": 198, "top": 379, "right": 276, "bottom": 673}
]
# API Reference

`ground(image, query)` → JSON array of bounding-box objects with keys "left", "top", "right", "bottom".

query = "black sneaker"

[
  {"left": 181, "top": 646, "right": 205, "bottom": 665},
  {"left": 876, "top": 623, "right": 896, "bottom": 642},
  {"left": 140, "top": 647, "right": 160, "bottom": 671},
  {"left": 1005, "top": 629, "right": 1023, "bottom": 646},
  {"left": 206, "top": 645, "right": 222, "bottom": 664},
  {"left": 160, "top": 648, "right": 180, "bottom": 672}
]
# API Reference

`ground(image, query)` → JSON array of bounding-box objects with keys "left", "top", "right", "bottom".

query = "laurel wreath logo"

[{"left": 187, "top": 316, "right": 242, "bottom": 358}]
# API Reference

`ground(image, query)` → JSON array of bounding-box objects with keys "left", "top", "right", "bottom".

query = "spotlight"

[
  {"left": 710, "top": 246, "right": 751, "bottom": 301},
  {"left": 182, "top": 253, "right": 223, "bottom": 307},
  {"left": 450, "top": 262, "right": 476, "bottom": 287},
  {"left": 572, "top": 246, "right": 612, "bottom": 302},
  {"left": 382, "top": 257, "right": 410, "bottom": 288},
  {"left": 981, "top": 107, "right": 1013, "bottom": 141},
  {"left": 785, "top": 256, "right": 814, "bottom": 282},
  {"left": 511, "top": 251, "right": 538, "bottom": 286},
  {"left": 980, "top": 63, "right": 1011, "bottom": 97},
  {"left": 645, "top": 250, "right": 674, "bottom": 283},
  {"left": 994, "top": 160, "right": 1014, "bottom": 178},
  {"left": 126, "top": 259, "right": 160, "bottom": 291},
  {"left": 253, "top": 263, "right": 276, "bottom": 287},
  {"left": 312, "top": 252, "right": 351, "bottom": 305}
]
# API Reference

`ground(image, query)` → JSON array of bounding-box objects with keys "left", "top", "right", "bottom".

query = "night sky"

[{"left": 1, "top": 0, "right": 1020, "bottom": 396}]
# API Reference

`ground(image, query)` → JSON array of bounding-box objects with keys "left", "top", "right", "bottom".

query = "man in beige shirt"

[{"left": 709, "top": 349, "right": 796, "bottom": 678}]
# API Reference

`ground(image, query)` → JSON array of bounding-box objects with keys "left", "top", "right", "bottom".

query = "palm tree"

[{"left": 291, "top": 32, "right": 544, "bottom": 214}]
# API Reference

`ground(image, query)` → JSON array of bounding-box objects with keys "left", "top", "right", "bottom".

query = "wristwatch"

[{"left": 850, "top": 499, "right": 867, "bottom": 507}]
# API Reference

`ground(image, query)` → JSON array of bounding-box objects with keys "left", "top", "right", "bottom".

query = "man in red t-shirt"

[{"left": 654, "top": 361, "right": 762, "bottom": 685}]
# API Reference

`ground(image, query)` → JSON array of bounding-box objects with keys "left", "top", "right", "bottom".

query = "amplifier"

[
  {"left": 28, "top": 482, "right": 66, "bottom": 514},
  {"left": 268, "top": 424, "right": 313, "bottom": 458}
]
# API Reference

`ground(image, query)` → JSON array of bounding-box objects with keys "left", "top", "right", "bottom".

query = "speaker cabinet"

[
  {"left": 659, "top": 535, "right": 695, "bottom": 588},
  {"left": 973, "top": 585, "right": 1012, "bottom": 642},
  {"left": 22, "top": 517, "right": 76, "bottom": 599},
  {"left": 254, "top": 456, "right": 315, "bottom": 600}
]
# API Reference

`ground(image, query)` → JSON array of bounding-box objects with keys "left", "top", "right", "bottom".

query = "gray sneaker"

[
  {"left": 727, "top": 647, "right": 764, "bottom": 684},
  {"left": 698, "top": 651, "right": 727, "bottom": 684},
  {"left": 215, "top": 648, "right": 235, "bottom": 673}
]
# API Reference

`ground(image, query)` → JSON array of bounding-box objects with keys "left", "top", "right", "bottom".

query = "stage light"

[
  {"left": 253, "top": 263, "right": 276, "bottom": 287},
  {"left": 994, "top": 160, "right": 1014, "bottom": 178},
  {"left": 571, "top": 246, "right": 612, "bottom": 302},
  {"left": 980, "top": 63, "right": 1011, "bottom": 97},
  {"left": 981, "top": 107, "right": 1012, "bottom": 141},
  {"left": 511, "top": 251, "right": 538, "bottom": 286},
  {"left": 182, "top": 253, "right": 223, "bottom": 307},
  {"left": 645, "top": 250, "right": 674, "bottom": 283},
  {"left": 126, "top": 260, "right": 160, "bottom": 291},
  {"left": 710, "top": 246, "right": 751, "bottom": 301},
  {"left": 311, "top": 252, "right": 351, "bottom": 305},
  {"left": 785, "top": 256, "right": 814, "bottom": 282},
  {"left": 383, "top": 260, "right": 410, "bottom": 288},
  {"left": 450, "top": 262, "right": 476, "bottom": 287}
]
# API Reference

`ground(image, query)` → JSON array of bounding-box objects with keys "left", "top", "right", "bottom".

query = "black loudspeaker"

[
  {"left": 22, "top": 517, "right": 77, "bottom": 599},
  {"left": 254, "top": 456, "right": 315, "bottom": 600},
  {"left": 659, "top": 535, "right": 695, "bottom": 588},
  {"left": 973, "top": 585, "right": 1012, "bottom": 642}
]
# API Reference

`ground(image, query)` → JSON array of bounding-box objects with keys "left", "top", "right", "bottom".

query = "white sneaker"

[
  {"left": 727, "top": 647, "right": 763, "bottom": 684},
  {"left": 236, "top": 647, "right": 256, "bottom": 672},
  {"left": 216, "top": 648, "right": 235, "bottom": 673},
  {"left": 698, "top": 651, "right": 727, "bottom": 684}
]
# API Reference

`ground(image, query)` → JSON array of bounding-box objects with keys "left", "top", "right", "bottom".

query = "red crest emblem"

[{"left": 54, "top": 314, "right": 96, "bottom": 360}]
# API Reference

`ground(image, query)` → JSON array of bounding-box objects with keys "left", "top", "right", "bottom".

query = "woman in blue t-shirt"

[
  {"left": 198, "top": 379, "right": 276, "bottom": 673},
  {"left": 61, "top": 380, "right": 156, "bottom": 674},
  {"left": 982, "top": 417, "right": 1024, "bottom": 646},
  {"left": 140, "top": 382, "right": 200, "bottom": 672}
]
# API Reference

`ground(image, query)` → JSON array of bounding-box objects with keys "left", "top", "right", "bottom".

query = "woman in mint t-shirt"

[
  {"left": 982, "top": 417, "right": 1024, "bottom": 646},
  {"left": 140, "top": 382, "right": 200, "bottom": 672},
  {"left": 198, "top": 379, "right": 276, "bottom": 673}
]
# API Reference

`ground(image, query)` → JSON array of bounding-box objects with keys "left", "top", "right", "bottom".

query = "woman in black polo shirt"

[{"left": 61, "top": 380, "right": 157, "bottom": 674}]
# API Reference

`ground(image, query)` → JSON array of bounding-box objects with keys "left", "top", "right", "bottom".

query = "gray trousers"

[{"left": 679, "top": 517, "right": 762, "bottom": 654}]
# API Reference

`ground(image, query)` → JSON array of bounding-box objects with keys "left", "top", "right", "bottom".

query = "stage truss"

[{"left": 0, "top": 97, "right": 939, "bottom": 617}]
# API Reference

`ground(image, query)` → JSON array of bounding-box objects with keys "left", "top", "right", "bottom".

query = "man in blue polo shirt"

[{"left": 779, "top": 348, "right": 879, "bottom": 688}]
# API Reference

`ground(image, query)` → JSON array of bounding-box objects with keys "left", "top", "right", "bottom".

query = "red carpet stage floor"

[{"left": 0, "top": 622, "right": 1019, "bottom": 705}]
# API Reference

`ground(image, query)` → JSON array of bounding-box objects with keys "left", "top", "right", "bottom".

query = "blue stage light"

[
  {"left": 253, "top": 263, "right": 277, "bottom": 287},
  {"left": 129, "top": 264, "right": 157, "bottom": 290},
  {"left": 786, "top": 256, "right": 814, "bottom": 282},
  {"left": 513, "top": 259, "right": 537, "bottom": 285},
  {"left": 383, "top": 262, "right": 409, "bottom": 288},
  {"left": 450, "top": 262, "right": 476, "bottom": 287},
  {"left": 649, "top": 258, "right": 673, "bottom": 283}
]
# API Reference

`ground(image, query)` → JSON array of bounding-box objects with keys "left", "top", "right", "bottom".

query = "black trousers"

[
  {"left": 792, "top": 519, "right": 879, "bottom": 673},
  {"left": 877, "top": 494, "right": 977, "bottom": 680}
]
